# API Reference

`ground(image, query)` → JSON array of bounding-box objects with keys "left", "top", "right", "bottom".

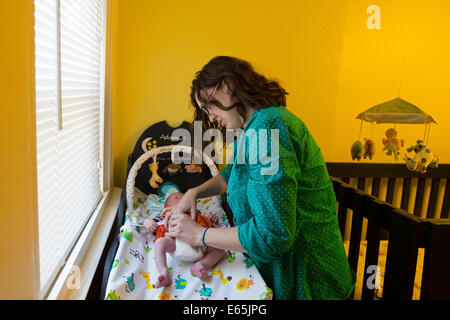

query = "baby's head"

[{"left": 164, "top": 192, "right": 184, "bottom": 208}]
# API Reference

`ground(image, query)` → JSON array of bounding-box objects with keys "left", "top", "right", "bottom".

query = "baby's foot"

[
  {"left": 190, "top": 262, "right": 207, "bottom": 280},
  {"left": 155, "top": 272, "right": 172, "bottom": 288}
]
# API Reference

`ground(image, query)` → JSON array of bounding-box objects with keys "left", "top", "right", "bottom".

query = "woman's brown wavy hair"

[{"left": 188, "top": 56, "right": 288, "bottom": 159}]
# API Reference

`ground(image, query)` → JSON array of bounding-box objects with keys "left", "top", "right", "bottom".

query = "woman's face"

[{"left": 195, "top": 81, "right": 245, "bottom": 130}]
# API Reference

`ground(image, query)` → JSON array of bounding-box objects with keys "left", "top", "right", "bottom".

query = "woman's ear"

[{"left": 221, "top": 78, "right": 235, "bottom": 94}]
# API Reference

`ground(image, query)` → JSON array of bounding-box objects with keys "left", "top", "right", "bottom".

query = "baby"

[{"left": 143, "top": 192, "right": 226, "bottom": 288}]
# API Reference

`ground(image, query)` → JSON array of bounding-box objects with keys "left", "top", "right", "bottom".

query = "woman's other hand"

[
  {"left": 164, "top": 188, "right": 199, "bottom": 230},
  {"left": 165, "top": 212, "right": 204, "bottom": 247}
]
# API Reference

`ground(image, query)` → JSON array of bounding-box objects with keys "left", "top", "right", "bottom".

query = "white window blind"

[{"left": 34, "top": 0, "right": 105, "bottom": 296}]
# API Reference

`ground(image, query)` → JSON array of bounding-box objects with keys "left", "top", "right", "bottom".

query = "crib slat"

[
  {"left": 361, "top": 199, "right": 383, "bottom": 300},
  {"left": 347, "top": 192, "right": 365, "bottom": 278},
  {"left": 357, "top": 177, "right": 365, "bottom": 191},
  {"left": 426, "top": 179, "right": 440, "bottom": 219},
  {"left": 372, "top": 178, "right": 380, "bottom": 198},
  {"left": 381, "top": 178, "right": 397, "bottom": 240},
  {"left": 414, "top": 178, "right": 426, "bottom": 217},
  {"left": 420, "top": 220, "right": 450, "bottom": 299},
  {"left": 386, "top": 178, "right": 396, "bottom": 204},
  {"left": 334, "top": 181, "right": 349, "bottom": 240},
  {"left": 382, "top": 207, "right": 423, "bottom": 300},
  {"left": 400, "top": 177, "right": 411, "bottom": 211},
  {"left": 441, "top": 179, "right": 450, "bottom": 219},
  {"left": 337, "top": 205, "right": 347, "bottom": 241}
]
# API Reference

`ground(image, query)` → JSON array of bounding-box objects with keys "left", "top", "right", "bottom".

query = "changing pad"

[{"left": 104, "top": 184, "right": 272, "bottom": 300}]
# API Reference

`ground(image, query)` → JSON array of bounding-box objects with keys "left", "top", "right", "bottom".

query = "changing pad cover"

[{"left": 104, "top": 185, "right": 272, "bottom": 300}]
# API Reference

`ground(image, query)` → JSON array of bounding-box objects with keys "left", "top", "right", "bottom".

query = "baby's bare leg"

[
  {"left": 154, "top": 237, "right": 176, "bottom": 288},
  {"left": 190, "top": 248, "right": 227, "bottom": 280}
]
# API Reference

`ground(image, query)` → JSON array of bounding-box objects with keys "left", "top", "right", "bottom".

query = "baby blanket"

[{"left": 104, "top": 183, "right": 272, "bottom": 300}]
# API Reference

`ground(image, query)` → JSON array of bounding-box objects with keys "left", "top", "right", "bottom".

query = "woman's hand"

[
  {"left": 164, "top": 188, "right": 199, "bottom": 230},
  {"left": 165, "top": 213, "right": 204, "bottom": 247}
]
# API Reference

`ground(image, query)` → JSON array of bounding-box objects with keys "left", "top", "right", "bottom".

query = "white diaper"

[{"left": 169, "top": 238, "right": 206, "bottom": 262}]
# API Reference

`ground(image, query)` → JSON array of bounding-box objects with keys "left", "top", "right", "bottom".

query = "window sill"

[{"left": 46, "top": 187, "right": 122, "bottom": 300}]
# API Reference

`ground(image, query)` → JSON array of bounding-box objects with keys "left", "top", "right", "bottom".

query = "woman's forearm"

[
  {"left": 192, "top": 174, "right": 227, "bottom": 198},
  {"left": 202, "top": 226, "right": 246, "bottom": 253},
  {"left": 189, "top": 174, "right": 243, "bottom": 251}
]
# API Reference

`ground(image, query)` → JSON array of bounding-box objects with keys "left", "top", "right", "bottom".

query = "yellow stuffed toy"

[
  {"left": 382, "top": 128, "right": 404, "bottom": 161},
  {"left": 149, "top": 157, "right": 163, "bottom": 189}
]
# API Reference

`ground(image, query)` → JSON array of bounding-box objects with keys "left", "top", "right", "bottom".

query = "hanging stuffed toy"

[
  {"left": 381, "top": 128, "right": 404, "bottom": 161},
  {"left": 403, "top": 148, "right": 439, "bottom": 173},
  {"left": 363, "top": 138, "right": 376, "bottom": 160},
  {"left": 351, "top": 119, "right": 365, "bottom": 161},
  {"left": 149, "top": 156, "right": 163, "bottom": 189},
  {"left": 407, "top": 140, "right": 426, "bottom": 154},
  {"left": 185, "top": 164, "right": 203, "bottom": 173},
  {"left": 350, "top": 140, "right": 363, "bottom": 161},
  {"left": 403, "top": 140, "right": 439, "bottom": 173},
  {"left": 162, "top": 163, "right": 183, "bottom": 176}
]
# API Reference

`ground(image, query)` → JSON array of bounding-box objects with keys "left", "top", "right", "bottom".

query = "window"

[{"left": 34, "top": 0, "right": 107, "bottom": 297}]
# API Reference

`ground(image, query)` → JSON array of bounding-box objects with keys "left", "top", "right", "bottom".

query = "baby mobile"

[
  {"left": 350, "top": 97, "right": 439, "bottom": 173},
  {"left": 141, "top": 137, "right": 203, "bottom": 190}
]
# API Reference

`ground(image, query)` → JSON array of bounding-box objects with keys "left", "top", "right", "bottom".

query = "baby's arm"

[
  {"left": 201, "top": 210, "right": 218, "bottom": 225},
  {"left": 143, "top": 217, "right": 158, "bottom": 233},
  {"left": 210, "top": 215, "right": 218, "bottom": 225},
  {"left": 196, "top": 210, "right": 219, "bottom": 226}
]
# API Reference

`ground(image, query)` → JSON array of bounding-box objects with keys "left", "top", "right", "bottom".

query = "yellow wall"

[
  {"left": 331, "top": 0, "right": 450, "bottom": 163},
  {"left": 0, "top": 1, "right": 40, "bottom": 299},
  {"left": 112, "top": 0, "right": 450, "bottom": 187},
  {"left": 111, "top": 0, "right": 349, "bottom": 187}
]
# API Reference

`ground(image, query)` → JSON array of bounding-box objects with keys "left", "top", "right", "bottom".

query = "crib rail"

[
  {"left": 331, "top": 177, "right": 450, "bottom": 300},
  {"left": 327, "top": 163, "right": 450, "bottom": 220}
]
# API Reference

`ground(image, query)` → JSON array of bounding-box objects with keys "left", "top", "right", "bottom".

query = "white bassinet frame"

[{"left": 125, "top": 145, "right": 219, "bottom": 212}]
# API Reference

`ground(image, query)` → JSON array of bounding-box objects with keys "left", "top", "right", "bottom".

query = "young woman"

[{"left": 163, "top": 56, "right": 355, "bottom": 300}]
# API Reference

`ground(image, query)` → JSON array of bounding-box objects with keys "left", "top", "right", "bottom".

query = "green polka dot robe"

[{"left": 220, "top": 106, "right": 356, "bottom": 300}]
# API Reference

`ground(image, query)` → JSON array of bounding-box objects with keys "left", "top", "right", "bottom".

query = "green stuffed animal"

[{"left": 351, "top": 140, "right": 363, "bottom": 161}]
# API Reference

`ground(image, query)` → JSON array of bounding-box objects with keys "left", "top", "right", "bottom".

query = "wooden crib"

[{"left": 327, "top": 163, "right": 450, "bottom": 300}]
